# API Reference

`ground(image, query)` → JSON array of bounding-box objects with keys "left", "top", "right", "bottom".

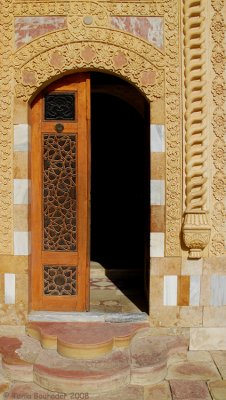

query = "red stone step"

[
  {"left": 33, "top": 347, "right": 130, "bottom": 393},
  {"left": 26, "top": 321, "right": 149, "bottom": 359}
]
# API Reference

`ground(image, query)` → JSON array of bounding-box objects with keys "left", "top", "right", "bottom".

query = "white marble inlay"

[
  {"left": 211, "top": 275, "right": 226, "bottom": 306},
  {"left": 14, "top": 124, "right": 29, "bottom": 151},
  {"left": 14, "top": 179, "right": 29, "bottom": 204},
  {"left": 14, "top": 231, "right": 30, "bottom": 255},
  {"left": 163, "top": 275, "right": 178, "bottom": 306},
  {"left": 150, "top": 232, "right": 164, "bottom": 257},
  {"left": 4, "top": 273, "right": 15, "bottom": 304},
  {"left": 150, "top": 125, "right": 165, "bottom": 152},
  {"left": 150, "top": 180, "right": 165, "bottom": 205},
  {"left": 190, "top": 275, "right": 201, "bottom": 306}
]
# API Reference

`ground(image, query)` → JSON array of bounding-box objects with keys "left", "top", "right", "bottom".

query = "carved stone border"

[
  {"left": 0, "top": 1, "right": 14, "bottom": 254},
  {"left": 0, "top": 0, "right": 182, "bottom": 257},
  {"left": 210, "top": 0, "right": 226, "bottom": 256}
]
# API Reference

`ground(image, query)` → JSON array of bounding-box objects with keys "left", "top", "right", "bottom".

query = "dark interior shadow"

[{"left": 90, "top": 72, "right": 150, "bottom": 314}]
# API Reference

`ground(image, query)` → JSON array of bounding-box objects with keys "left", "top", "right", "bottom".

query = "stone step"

[
  {"left": 26, "top": 321, "right": 149, "bottom": 359},
  {"left": 0, "top": 329, "right": 188, "bottom": 395},
  {"left": 28, "top": 311, "right": 149, "bottom": 323}
]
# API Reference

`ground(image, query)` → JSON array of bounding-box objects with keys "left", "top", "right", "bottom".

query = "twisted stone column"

[{"left": 182, "top": 0, "right": 211, "bottom": 258}]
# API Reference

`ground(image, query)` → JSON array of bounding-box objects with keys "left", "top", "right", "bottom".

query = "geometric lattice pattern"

[
  {"left": 43, "top": 265, "right": 77, "bottom": 295},
  {"left": 43, "top": 134, "right": 77, "bottom": 251}
]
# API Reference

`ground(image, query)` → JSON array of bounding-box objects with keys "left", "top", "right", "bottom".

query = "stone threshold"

[{"left": 28, "top": 311, "right": 149, "bottom": 323}]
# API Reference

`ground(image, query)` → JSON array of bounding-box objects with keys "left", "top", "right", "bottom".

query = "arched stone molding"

[
  {"left": 182, "top": 0, "right": 211, "bottom": 259},
  {"left": 14, "top": 30, "right": 164, "bottom": 103}
]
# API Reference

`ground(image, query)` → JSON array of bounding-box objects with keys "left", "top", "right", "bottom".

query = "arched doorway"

[{"left": 29, "top": 72, "right": 149, "bottom": 313}]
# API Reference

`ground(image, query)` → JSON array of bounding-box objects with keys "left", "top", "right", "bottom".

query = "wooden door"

[{"left": 30, "top": 74, "right": 90, "bottom": 311}]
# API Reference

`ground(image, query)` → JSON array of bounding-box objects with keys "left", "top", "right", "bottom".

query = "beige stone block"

[
  {"left": 167, "top": 352, "right": 187, "bottom": 366},
  {"left": 151, "top": 257, "right": 181, "bottom": 276},
  {"left": 151, "top": 153, "right": 165, "bottom": 180},
  {"left": 149, "top": 306, "right": 180, "bottom": 327},
  {"left": 149, "top": 276, "right": 163, "bottom": 306},
  {"left": 144, "top": 382, "right": 172, "bottom": 400},
  {"left": 203, "top": 256, "right": 226, "bottom": 275},
  {"left": 190, "top": 328, "right": 226, "bottom": 350},
  {"left": 203, "top": 307, "right": 226, "bottom": 327},
  {"left": 187, "top": 350, "right": 213, "bottom": 363},
  {"left": 142, "top": 326, "right": 190, "bottom": 339},
  {"left": 14, "top": 205, "right": 29, "bottom": 231},
  {"left": 150, "top": 205, "right": 165, "bottom": 233},
  {"left": 0, "top": 304, "right": 27, "bottom": 325},
  {"left": 181, "top": 258, "right": 203, "bottom": 275},
  {"left": 211, "top": 351, "right": 226, "bottom": 379},
  {"left": 151, "top": 98, "right": 165, "bottom": 124},
  {"left": 209, "top": 380, "right": 226, "bottom": 400},
  {"left": 16, "top": 274, "right": 28, "bottom": 306},
  {"left": 177, "top": 276, "right": 190, "bottom": 306},
  {"left": 0, "top": 325, "right": 25, "bottom": 335},
  {"left": 90, "top": 289, "right": 121, "bottom": 302},
  {"left": 179, "top": 306, "right": 202, "bottom": 327},
  {"left": 0, "top": 255, "right": 28, "bottom": 273},
  {"left": 13, "top": 98, "right": 28, "bottom": 124},
  {"left": 166, "top": 361, "right": 220, "bottom": 381},
  {"left": 13, "top": 152, "right": 28, "bottom": 178},
  {"left": 0, "top": 275, "right": 4, "bottom": 304},
  {"left": 200, "top": 275, "right": 211, "bottom": 306}
]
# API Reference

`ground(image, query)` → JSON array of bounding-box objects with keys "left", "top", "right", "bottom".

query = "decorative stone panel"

[
  {"left": 0, "top": 0, "right": 183, "bottom": 268},
  {"left": 11, "top": 0, "right": 183, "bottom": 257}
]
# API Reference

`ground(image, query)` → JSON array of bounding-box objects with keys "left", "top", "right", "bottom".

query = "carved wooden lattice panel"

[
  {"left": 43, "top": 134, "right": 77, "bottom": 252},
  {"left": 43, "top": 265, "right": 77, "bottom": 295}
]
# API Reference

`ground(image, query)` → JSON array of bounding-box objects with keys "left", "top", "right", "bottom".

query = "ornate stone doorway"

[{"left": 29, "top": 72, "right": 149, "bottom": 313}]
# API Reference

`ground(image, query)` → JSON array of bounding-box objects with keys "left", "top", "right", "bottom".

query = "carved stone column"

[{"left": 182, "top": 0, "right": 211, "bottom": 258}]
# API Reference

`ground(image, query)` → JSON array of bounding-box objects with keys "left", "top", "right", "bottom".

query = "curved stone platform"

[
  {"left": 0, "top": 328, "right": 188, "bottom": 394},
  {"left": 26, "top": 321, "right": 149, "bottom": 359}
]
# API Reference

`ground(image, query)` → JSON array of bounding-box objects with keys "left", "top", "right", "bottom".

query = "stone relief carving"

[
  {"left": 182, "top": 0, "right": 211, "bottom": 259},
  {"left": 14, "top": 39, "right": 164, "bottom": 102},
  {"left": 0, "top": 0, "right": 183, "bottom": 257},
  {"left": 210, "top": 0, "right": 225, "bottom": 256},
  {"left": 0, "top": 0, "right": 14, "bottom": 254}
]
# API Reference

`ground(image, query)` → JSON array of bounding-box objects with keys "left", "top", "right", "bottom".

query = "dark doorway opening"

[{"left": 90, "top": 73, "right": 150, "bottom": 313}]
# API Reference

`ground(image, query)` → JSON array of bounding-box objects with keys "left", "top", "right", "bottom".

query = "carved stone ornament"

[
  {"left": 0, "top": 0, "right": 182, "bottom": 257},
  {"left": 183, "top": 212, "right": 211, "bottom": 259},
  {"left": 0, "top": 0, "right": 14, "bottom": 254},
  {"left": 182, "top": 0, "right": 211, "bottom": 258},
  {"left": 210, "top": 0, "right": 226, "bottom": 255}
]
